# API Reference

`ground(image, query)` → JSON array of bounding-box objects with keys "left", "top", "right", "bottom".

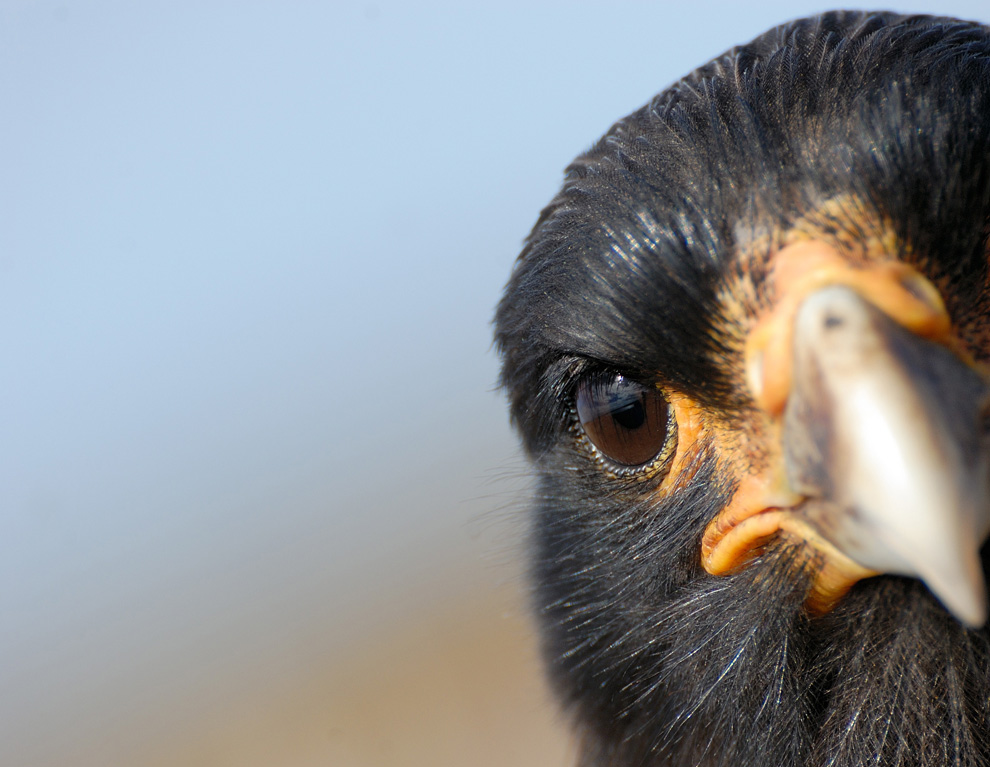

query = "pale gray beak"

[{"left": 784, "top": 285, "right": 990, "bottom": 626}]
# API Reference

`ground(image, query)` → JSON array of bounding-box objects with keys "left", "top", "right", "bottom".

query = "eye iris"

[{"left": 576, "top": 374, "right": 670, "bottom": 467}]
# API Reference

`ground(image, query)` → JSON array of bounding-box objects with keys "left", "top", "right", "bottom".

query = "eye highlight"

[{"left": 575, "top": 373, "right": 673, "bottom": 470}]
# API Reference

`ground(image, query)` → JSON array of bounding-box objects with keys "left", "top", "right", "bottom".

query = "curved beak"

[
  {"left": 701, "top": 242, "right": 990, "bottom": 626},
  {"left": 786, "top": 285, "right": 990, "bottom": 626}
]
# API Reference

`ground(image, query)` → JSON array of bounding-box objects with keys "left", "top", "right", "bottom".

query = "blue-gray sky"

[{"left": 3, "top": 2, "right": 989, "bottom": 764}]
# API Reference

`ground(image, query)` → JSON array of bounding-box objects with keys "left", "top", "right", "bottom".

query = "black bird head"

[{"left": 495, "top": 11, "right": 990, "bottom": 767}]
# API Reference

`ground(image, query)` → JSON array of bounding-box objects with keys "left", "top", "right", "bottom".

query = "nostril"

[{"left": 899, "top": 271, "right": 945, "bottom": 313}]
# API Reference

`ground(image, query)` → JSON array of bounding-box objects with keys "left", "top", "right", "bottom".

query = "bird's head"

[{"left": 496, "top": 11, "right": 990, "bottom": 766}]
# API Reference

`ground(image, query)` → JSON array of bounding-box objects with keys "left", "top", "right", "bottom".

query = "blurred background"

[{"left": 3, "top": 2, "right": 989, "bottom": 765}]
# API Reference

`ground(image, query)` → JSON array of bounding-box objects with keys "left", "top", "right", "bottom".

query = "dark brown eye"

[{"left": 575, "top": 374, "right": 671, "bottom": 467}]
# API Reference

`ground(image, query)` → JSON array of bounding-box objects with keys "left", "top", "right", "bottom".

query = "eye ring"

[{"left": 571, "top": 372, "right": 678, "bottom": 479}]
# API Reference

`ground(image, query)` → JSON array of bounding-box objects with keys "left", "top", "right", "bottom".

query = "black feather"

[{"left": 495, "top": 11, "right": 990, "bottom": 767}]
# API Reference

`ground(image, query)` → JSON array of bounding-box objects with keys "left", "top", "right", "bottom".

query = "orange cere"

[{"left": 745, "top": 240, "right": 953, "bottom": 415}]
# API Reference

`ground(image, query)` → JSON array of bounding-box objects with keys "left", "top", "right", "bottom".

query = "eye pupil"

[
  {"left": 575, "top": 374, "right": 671, "bottom": 468},
  {"left": 612, "top": 400, "right": 646, "bottom": 431}
]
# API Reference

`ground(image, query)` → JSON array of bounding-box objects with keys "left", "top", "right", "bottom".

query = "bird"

[{"left": 494, "top": 11, "right": 990, "bottom": 767}]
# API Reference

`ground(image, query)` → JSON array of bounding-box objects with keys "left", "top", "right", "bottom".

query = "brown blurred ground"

[
  {"left": 322, "top": 588, "right": 574, "bottom": 767},
  {"left": 127, "top": 581, "right": 574, "bottom": 767}
]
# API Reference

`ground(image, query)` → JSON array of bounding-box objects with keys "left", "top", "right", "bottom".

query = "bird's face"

[{"left": 496, "top": 11, "right": 990, "bottom": 767}]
